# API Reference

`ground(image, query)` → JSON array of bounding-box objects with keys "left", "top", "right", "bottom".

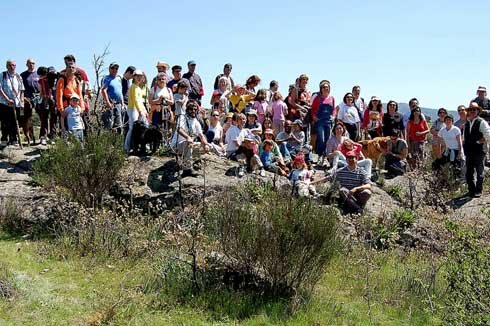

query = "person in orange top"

[
  {"left": 56, "top": 64, "right": 84, "bottom": 113},
  {"left": 406, "top": 106, "right": 429, "bottom": 168}
]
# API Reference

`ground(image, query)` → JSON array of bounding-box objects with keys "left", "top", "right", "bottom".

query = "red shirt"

[
  {"left": 338, "top": 143, "right": 363, "bottom": 159},
  {"left": 407, "top": 119, "right": 428, "bottom": 142}
]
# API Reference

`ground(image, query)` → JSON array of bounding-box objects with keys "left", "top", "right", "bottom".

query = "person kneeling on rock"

[
  {"left": 333, "top": 150, "right": 372, "bottom": 214},
  {"left": 171, "top": 100, "right": 209, "bottom": 178}
]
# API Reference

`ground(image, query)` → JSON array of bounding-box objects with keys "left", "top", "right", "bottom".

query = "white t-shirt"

[
  {"left": 225, "top": 125, "right": 246, "bottom": 153},
  {"left": 338, "top": 103, "right": 360, "bottom": 125},
  {"left": 438, "top": 125, "right": 461, "bottom": 150},
  {"left": 171, "top": 116, "right": 203, "bottom": 147},
  {"left": 207, "top": 123, "right": 223, "bottom": 142}
]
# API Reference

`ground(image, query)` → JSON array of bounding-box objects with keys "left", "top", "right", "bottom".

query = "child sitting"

[
  {"left": 260, "top": 140, "right": 287, "bottom": 176},
  {"left": 289, "top": 155, "right": 325, "bottom": 198}
]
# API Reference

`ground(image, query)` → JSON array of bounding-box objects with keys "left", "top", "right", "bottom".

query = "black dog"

[{"left": 131, "top": 121, "right": 163, "bottom": 155}]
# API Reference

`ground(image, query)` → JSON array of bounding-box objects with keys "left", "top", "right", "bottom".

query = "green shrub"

[
  {"left": 0, "top": 262, "right": 17, "bottom": 300},
  {"left": 32, "top": 132, "right": 126, "bottom": 207},
  {"left": 206, "top": 182, "right": 339, "bottom": 298},
  {"left": 443, "top": 222, "right": 490, "bottom": 325}
]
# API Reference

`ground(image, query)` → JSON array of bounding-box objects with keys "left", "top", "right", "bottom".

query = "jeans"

[
  {"left": 70, "top": 129, "right": 84, "bottom": 142},
  {"left": 102, "top": 103, "right": 124, "bottom": 134},
  {"left": 315, "top": 120, "right": 332, "bottom": 156}
]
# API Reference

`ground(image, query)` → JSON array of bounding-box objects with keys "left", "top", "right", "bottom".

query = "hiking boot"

[
  {"left": 472, "top": 192, "right": 482, "bottom": 198},
  {"left": 40, "top": 138, "right": 47, "bottom": 146},
  {"left": 181, "top": 169, "right": 199, "bottom": 178},
  {"left": 0, "top": 140, "right": 7, "bottom": 146},
  {"left": 259, "top": 169, "right": 266, "bottom": 177}
]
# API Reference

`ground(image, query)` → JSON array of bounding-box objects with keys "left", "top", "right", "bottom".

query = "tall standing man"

[
  {"left": 101, "top": 62, "right": 124, "bottom": 134},
  {"left": 213, "top": 63, "right": 234, "bottom": 91},
  {"left": 20, "top": 58, "right": 38, "bottom": 144},
  {"left": 463, "top": 102, "right": 490, "bottom": 198}
]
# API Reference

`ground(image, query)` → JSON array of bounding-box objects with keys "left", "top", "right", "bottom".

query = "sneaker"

[
  {"left": 238, "top": 166, "right": 245, "bottom": 177},
  {"left": 259, "top": 169, "right": 266, "bottom": 177},
  {"left": 40, "top": 138, "right": 47, "bottom": 146},
  {"left": 0, "top": 140, "right": 7, "bottom": 146}
]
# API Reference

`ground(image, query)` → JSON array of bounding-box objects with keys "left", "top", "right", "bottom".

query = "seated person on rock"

[
  {"left": 260, "top": 128, "right": 288, "bottom": 173},
  {"left": 289, "top": 155, "right": 325, "bottom": 198},
  {"left": 329, "top": 138, "right": 372, "bottom": 179},
  {"left": 276, "top": 119, "right": 312, "bottom": 166},
  {"left": 432, "top": 114, "right": 464, "bottom": 173},
  {"left": 260, "top": 139, "right": 287, "bottom": 176},
  {"left": 325, "top": 121, "right": 348, "bottom": 167},
  {"left": 384, "top": 129, "right": 408, "bottom": 178},
  {"left": 334, "top": 150, "right": 372, "bottom": 214},
  {"left": 171, "top": 100, "right": 209, "bottom": 178},
  {"left": 235, "top": 135, "right": 265, "bottom": 177}
]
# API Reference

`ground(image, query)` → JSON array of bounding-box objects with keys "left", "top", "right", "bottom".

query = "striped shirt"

[{"left": 335, "top": 165, "right": 369, "bottom": 190}]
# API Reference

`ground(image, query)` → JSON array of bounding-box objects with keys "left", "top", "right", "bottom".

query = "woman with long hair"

[
  {"left": 124, "top": 69, "right": 149, "bottom": 152},
  {"left": 361, "top": 96, "right": 383, "bottom": 139},
  {"left": 382, "top": 100, "right": 404, "bottom": 138},
  {"left": 406, "top": 106, "right": 429, "bottom": 169}
]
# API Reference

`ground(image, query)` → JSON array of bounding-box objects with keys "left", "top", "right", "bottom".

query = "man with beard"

[{"left": 171, "top": 100, "right": 209, "bottom": 177}]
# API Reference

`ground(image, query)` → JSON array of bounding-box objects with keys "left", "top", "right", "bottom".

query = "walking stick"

[{"left": 11, "top": 103, "right": 23, "bottom": 149}]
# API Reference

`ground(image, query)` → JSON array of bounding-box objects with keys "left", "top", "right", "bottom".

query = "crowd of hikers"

[{"left": 1, "top": 56, "right": 489, "bottom": 213}]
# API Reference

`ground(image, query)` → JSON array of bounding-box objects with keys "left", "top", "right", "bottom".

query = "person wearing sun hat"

[
  {"left": 471, "top": 86, "right": 489, "bottom": 112},
  {"left": 463, "top": 102, "right": 490, "bottom": 198}
]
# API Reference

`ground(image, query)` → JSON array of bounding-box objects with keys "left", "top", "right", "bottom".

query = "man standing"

[
  {"left": 352, "top": 85, "right": 365, "bottom": 123},
  {"left": 122, "top": 66, "right": 135, "bottom": 105},
  {"left": 213, "top": 63, "right": 234, "bottom": 91},
  {"left": 183, "top": 60, "right": 203, "bottom": 104},
  {"left": 101, "top": 62, "right": 124, "bottom": 134},
  {"left": 167, "top": 65, "right": 183, "bottom": 92},
  {"left": 334, "top": 150, "right": 372, "bottom": 214},
  {"left": 20, "top": 58, "right": 38, "bottom": 144},
  {"left": 171, "top": 100, "right": 208, "bottom": 178},
  {"left": 266, "top": 80, "right": 279, "bottom": 106},
  {"left": 0, "top": 60, "right": 24, "bottom": 146},
  {"left": 463, "top": 102, "right": 490, "bottom": 198},
  {"left": 62, "top": 55, "right": 90, "bottom": 108}
]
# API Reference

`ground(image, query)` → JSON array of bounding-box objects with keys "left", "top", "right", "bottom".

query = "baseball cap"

[
  {"left": 133, "top": 69, "right": 143, "bottom": 75},
  {"left": 109, "top": 62, "right": 119, "bottom": 69},
  {"left": 70, "top": 94, "right": 80, "bottom": 100},
  {"left": 188, "top": 60, "right": 196, "bottom": 65}
]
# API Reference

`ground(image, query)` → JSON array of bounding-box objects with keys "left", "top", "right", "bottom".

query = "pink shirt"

[
  {"left": 253, "top": 100, "right": 268, "bottom": 124},
  {"left": 272, "top": 100, "right": 288, "bottom": 121}
]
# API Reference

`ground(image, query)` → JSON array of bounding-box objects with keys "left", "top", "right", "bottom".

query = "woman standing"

[
  {"left": 430, "top": 108, "right": 447, "bottom": 159},
  {"left": 310, "top": 80, "right": 335, "bottom": 157},
  {"left": 406, "top": 107, "right": 429, "bottom": 169},
  {"left": 382, "top": 100, "right": 404, "bottom": 138},
  {"left": 361, "top": 96, "right": 383, "bottom": 139},
  {"left": 148, "top": 72, "right": 174, "bottom": 130},
  {"left": 336, "top": 92, "right": 360, "bottom": 141},
  {"left": 124, "top": 69, "right": 149, "bottom": 152},
  {"left": 433, "top": 115, "right": 463, "bottom": 171}
]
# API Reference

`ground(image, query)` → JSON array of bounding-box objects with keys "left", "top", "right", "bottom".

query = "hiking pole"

[{"left": 11, "top": 102, "right": 23, "bottom": 149}]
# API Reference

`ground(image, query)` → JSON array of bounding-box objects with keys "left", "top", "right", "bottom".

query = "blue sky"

[{"left": 1, "top": 0, "right": 487, "bottom": 110}]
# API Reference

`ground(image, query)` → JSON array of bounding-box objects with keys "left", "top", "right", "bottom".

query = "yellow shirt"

[
  {"left": 128, "top": 84, "right": 148, "bottom": 114},
  {"left": 229, "top": 94, "right": 253, "bottom": 113}
]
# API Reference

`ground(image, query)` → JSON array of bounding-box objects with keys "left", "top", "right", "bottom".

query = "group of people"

[{"left": 1, "top": 55, "right": 489, "bottom": 213}]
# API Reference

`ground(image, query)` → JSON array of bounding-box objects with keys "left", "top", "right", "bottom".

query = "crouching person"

[
  {"left": 335, "top": 150, "right": 372, "bottom": 214},
  {"left": 384, "top": 129, "right": 408, "bottom": 178},
  {"left": 171, "top": 100, "right": 208, "bottom": 178}
]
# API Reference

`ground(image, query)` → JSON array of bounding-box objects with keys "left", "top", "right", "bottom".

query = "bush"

[
  {"left": 444, "top": 222, "right": 490, "bottom": 325},
  {"left": 0, "top": 198, "right": 25, "bottom": 235},
  {"left": 33, "top": 132, "right": 126, "bottom": 207},
  {"left": 206, "top": 182, "right": 339, "bottom": 298},
  {"left": 0, "top": 262, "right": 17, "bottom": 300}
]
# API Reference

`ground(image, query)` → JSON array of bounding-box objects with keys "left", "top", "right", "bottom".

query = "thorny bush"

[
  {"left": 205, "top": 181, "right": 340, "bottom": 299},
  {"left": 32, "top": 132, "right": 126, "bottom": 207}
]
